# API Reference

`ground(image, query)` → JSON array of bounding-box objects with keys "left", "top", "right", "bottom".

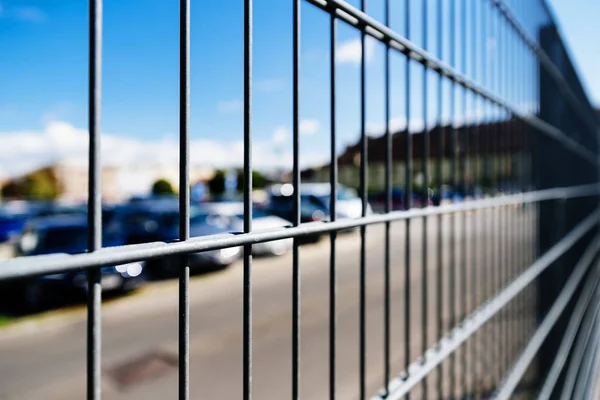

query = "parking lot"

[{"left": 0, "top": 208, "right": 536, "bottom": 400}]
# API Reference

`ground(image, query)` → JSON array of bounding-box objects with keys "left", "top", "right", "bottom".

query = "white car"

[
  {"left": 201, "top": 202, "right": 293, "bottom": 256},
  {"left": 269, "top": 182, "right": 374, "bottom": 220}
]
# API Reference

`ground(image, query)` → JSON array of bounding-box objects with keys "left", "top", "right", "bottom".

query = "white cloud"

[
  {"left": 300, "top": 119, "right": 320, "bottom": 135},
  {"left": 0, "top": 120, "right": 327, "bottom": 178},
  {"left": 336, "top": 37, "right": 376, "bottom": 65},
  {"left": 217, "top": 99, "right": 242, "bottom": 113},
  {"left": 270, "top": 119, "right": 321, "bottom": 145},
  {"left": 271, "top": 126, "right": 289, "bottom": 145}
]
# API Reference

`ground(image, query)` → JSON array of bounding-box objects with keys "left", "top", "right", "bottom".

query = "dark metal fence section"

[
  {"left": 87, "top": 1, "right": 102, "bottom": 398},
  {"left": 0, "top": 0, "right": 599, "bottom": 399},
  {"left": 328, "top": 4, "right": 338, "bottom": 399},
  {"left": 178, "top": 1, "right": 190, "bottom": 399},
  {"left": 243, "top": 0, "right": 253, "bottom": 398}
]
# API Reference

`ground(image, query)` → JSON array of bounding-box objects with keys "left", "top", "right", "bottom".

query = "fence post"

[{"left": 536, "top": 18, "right": 600, "bottom": 393}]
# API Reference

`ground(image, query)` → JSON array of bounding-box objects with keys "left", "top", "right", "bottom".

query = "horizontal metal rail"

[
  {"left": 537, "top": 257, "right": 600, "bottom": 400},
  {"left": 571, "top": 312, "right": 600, "bottom": 400},
  {"left": 0, "top": 184, "right": 598, "bottom": 281},
  {"left": 306, "top": 0, "right": 599, "bottom": 166},
  {"left": 371, "top": 207, "right": 600, "bottom": 400},
  {"left": 560, "top": 274, "right": 600, "bottom": 399},
  {"left": 582, "top": 319, "right": 600, "bottom": 400},
  {"left": 493, "top": 236, "right": 600, "bottom": 400}
]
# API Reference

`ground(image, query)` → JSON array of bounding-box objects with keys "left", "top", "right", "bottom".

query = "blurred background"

[{"left": 0, "top": 0, "right": 598, "bottom": 399}]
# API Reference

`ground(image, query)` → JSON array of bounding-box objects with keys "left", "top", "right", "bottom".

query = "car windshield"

[
  {"left": 315, "top": 187, "right": 358, "bottom": 206},
  {"left": 39, "top": 226, "right": 89, "bottom": 252},
  {"left": 235, "top": 208, "right": 271, "bottom": 219},
  {"left": 269, "top": 195, "right": 327, "bottom": 214},
  {"left": 22, "top": 224, "right": 122, "bottom": 255},
  {"left": 102, "top": 209, "right": 116, "bottom": 224},
  {"left": 269, "top": 195, "right": 292, "bottom": 208}
]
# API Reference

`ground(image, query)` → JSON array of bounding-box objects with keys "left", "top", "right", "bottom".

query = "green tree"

[
  {"left": 151, "top": 178, "right": 175, "bottom": 196},
  {"left": 235, "top": 170, "right": 269, "bottom": 191},
  {"left": 1, "top": 181, "right": 21, "bottom": 199},
  {"left": 2, "top": 169, "right": 61, "bottom": 200},
  {"left": 24, "top": 173, "right": 59, "bottom": 200},
  {"left": 208, "top": 170, "right": 226, "bottom": 196}
]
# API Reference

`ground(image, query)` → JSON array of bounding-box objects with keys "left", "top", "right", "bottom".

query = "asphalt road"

[{"left": 0, "top": 208, "right": 537, "bottom": 400}]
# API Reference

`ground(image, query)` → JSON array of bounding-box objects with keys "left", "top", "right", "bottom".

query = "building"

[
  {"left": 302, "top": 118, "right": 530, "bottom": 192},
  {"left": 1, "top": 160, "right": 214, "bottom": 202}
]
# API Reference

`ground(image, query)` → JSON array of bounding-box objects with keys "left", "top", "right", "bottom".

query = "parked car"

[
  {"left": 264, "top": 183, "right": 373, "bottom": 242},
  {"left": 300, "top": 183, "right": 373, "bottom": 219},
  {"left": 6, "top": 215, "right": 145, "bottom": 311},
  {"left": 0, "top": 201, "right": 55, "bottom": 243},
  {"left": 202, "top": 202, "right": 293, "bottom": 256},
  {"left": 265, "top": 187, "right": 328, "bottom": 243},
  {"left": 121, "top": 202, "right": 241, "bottom": 276},
  {"left": 369, "top": 188, "right": 433, "bottom": 211},
  {"left": 0, "top": 212, "right": 30, "bottom": 243}
]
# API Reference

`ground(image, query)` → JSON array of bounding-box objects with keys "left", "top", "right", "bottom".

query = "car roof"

[
  {"left": 126, "top": 199, "right": 180, "bottom": 213},
  {"left": 269, "top": 183, "right": 350, "bottom": 197},
  {"left": 199, "top": 201, "right": 244, "bottom": 216}
]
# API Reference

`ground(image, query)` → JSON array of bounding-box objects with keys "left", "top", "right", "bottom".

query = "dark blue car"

[
  {"left": 8, "top": 215, "right": 145, "bottom": 311},
  {"left": 0, "top": 202, "right": 91, "bottom": 244},
  {"left": 119, "top": 202, "right": 241, "bottom": 277},
  {"left": 0, "top": 213, "right": 30, "bottom": 243}
]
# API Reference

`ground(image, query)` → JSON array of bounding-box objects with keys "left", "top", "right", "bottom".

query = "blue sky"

[{"left": 0, "top": 0, "right": 596, "bottom": 178}]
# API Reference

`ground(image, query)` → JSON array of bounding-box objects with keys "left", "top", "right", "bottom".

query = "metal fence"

[{"left": 0, "top": 0, "right": 599, "bottom": 399}]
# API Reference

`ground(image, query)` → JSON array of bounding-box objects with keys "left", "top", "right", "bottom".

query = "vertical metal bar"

[
  {"left": 517, "top": 32, "right": 534, "bottom": 354},
  {"left": 87, "top": 1, "right": 102, "bottom": 399},
  {"left": 490, "top": 4, "right": 500, "bottom": 390},
  {"left": 459, "top": 1, "right": 468, "bottom": 397},
  {"left": 420, "top": 0, "right": 429, "bottom": 398},
  {"left": 481, "top": 2, "right": 490, "bottom": 394},
  {"left": 512, "top": 24, "right": 519, "bottom": 355},
  {"left": 520, "top": 35, "right": 528, "bottom": 352},
  {"left": 497, "top": 11, "right": 505, "bottom": 380},
  {"left": 448, "top": 0, "right": 457, "bottom": 396},
  {"left": 435, "top": 1, "right": 445, "bottom": 397},
  {"left": 491, "top": 109, "right": 499, "bottom": 392},
  {"left": 243, "top": 0, "right": 253, "bottom": 398},
  {"left": 517, "top": 31, "right": 524, "bottom": 354},
  {"left": 471, "top": 0, "right": 480, "bottom": 397},
  {"left": 519, "top": 35, "right": 525, "bottom": 352},
  {"left": 328, "top": 4, "right": 337, "bottom": 399},
  {"left": 292, "top": 0, "right": 300, "bottom": 398},
  {"left": 506, "top": 18, "right": 514, "bottom": 373},
  {"left": 403, "top": 0, "right": 412, "bottom": 389},
  {"left": 515, "top": 24, "right": 522, "bottom": 363},
  {"left": 178, "top": 0, "right": 190, "bottom": 399},
  {"left": 501, "top": 12, "right": 509, "bottom": 381},
  {"left": 506, "top": 19, "right": 513, "bottom": 366},
  {"left": 359, "top": 1, "right": 367, "bottom": 398},
  {"left": 530, "top": 13, "right": 539, "bottom": 339},
  {"left": 383, "top": 0, "right": 391, "bottom": 396},
  {"left": 518, "top": 34, "right": 524, "bottom": 352}
]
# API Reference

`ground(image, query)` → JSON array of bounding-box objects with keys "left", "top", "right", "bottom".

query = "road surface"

[{"left": 0, "top": 208, "right": 537, "bottom": 399}]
